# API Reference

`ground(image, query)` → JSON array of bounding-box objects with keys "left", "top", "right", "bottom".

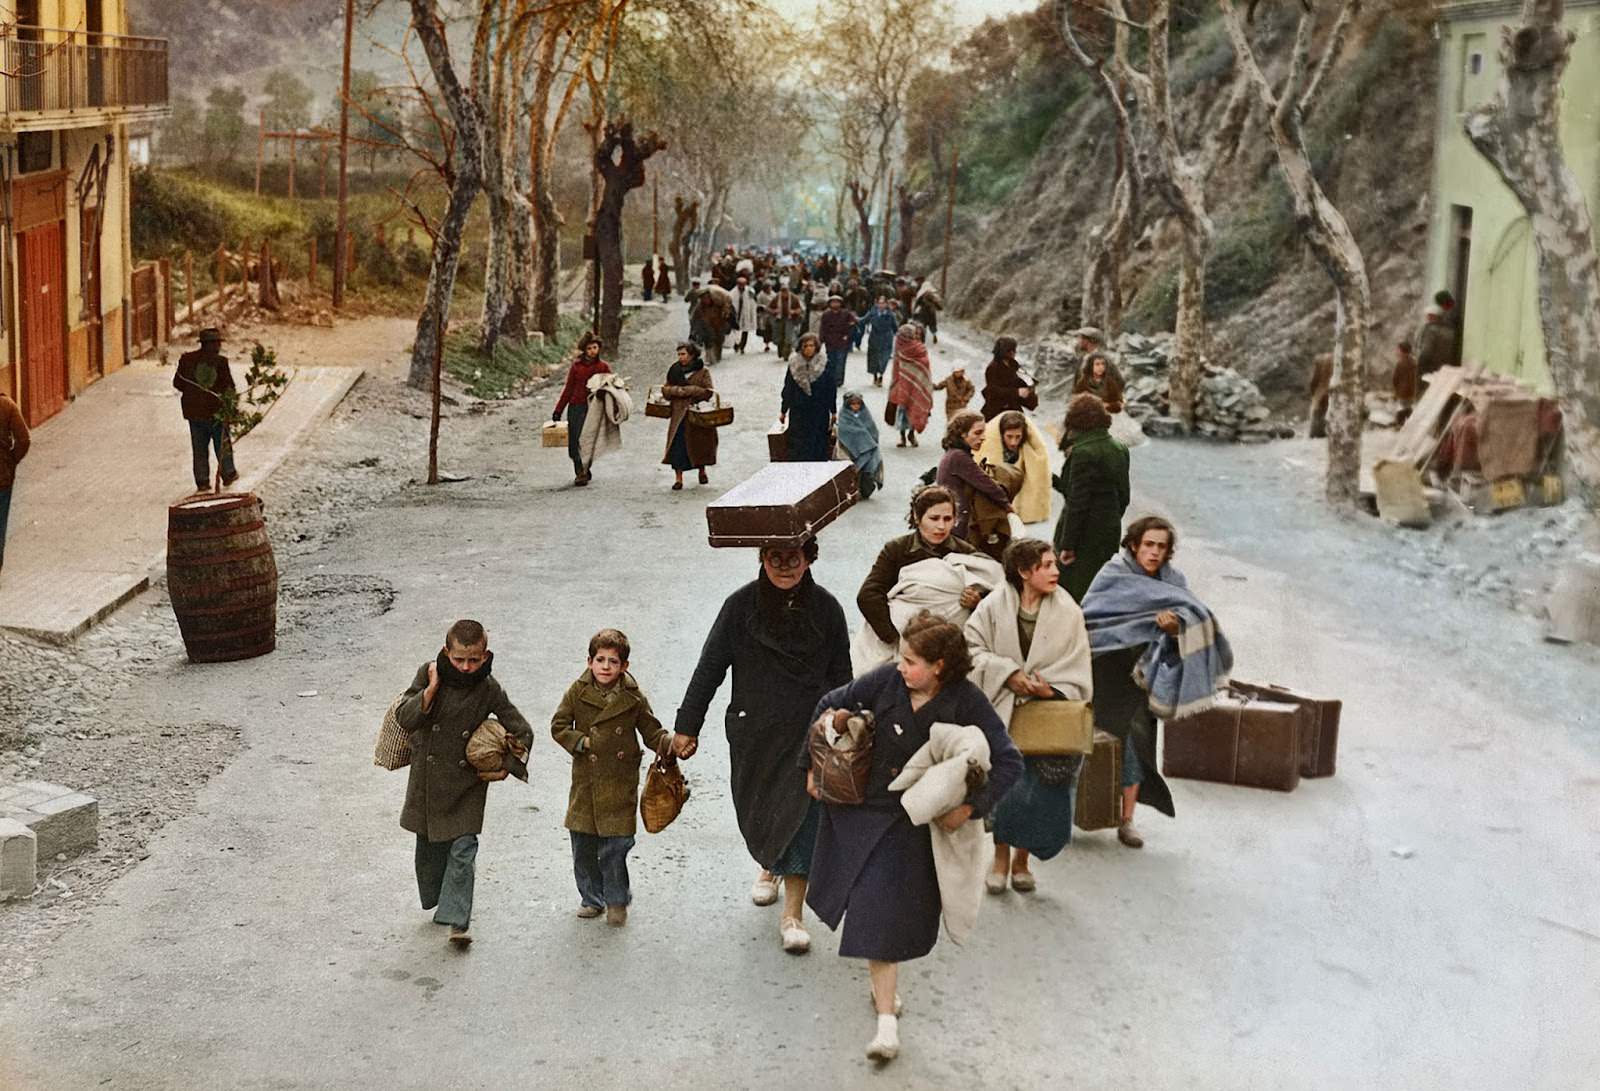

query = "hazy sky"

[{"left": 766, "top": 0, "right": 1041, "bottom": 30}]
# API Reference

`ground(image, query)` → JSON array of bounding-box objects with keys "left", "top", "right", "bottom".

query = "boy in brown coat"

[
  {"left": 396, "top": 619, "right": 533, "bottom": 947},
  {"left": 933, "top": 368, "right": 975, "bottom": 420},
  {"left": 550, "top": 628, "right": 671, "bottom": 927}
]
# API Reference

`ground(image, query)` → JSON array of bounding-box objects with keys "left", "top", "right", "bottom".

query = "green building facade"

[{"left": 1426, "top": 0, "right": 1600, "bottom": 392}]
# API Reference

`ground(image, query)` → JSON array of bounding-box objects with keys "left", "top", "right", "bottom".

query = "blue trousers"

[
  {"left": 570, "top": 831, "right": 634, "bottom": 908},
  {"left": 826, "top": 347, "right": 849, "bottom": 387},
  {"left": 415, "top": 833, "right": 477, "bottom": 928},
  {"left": 0, "top": 485, "right": 11, "bottom": 567},
  {"left": 187, "top": 419, "right": 237, "bottom": 489}
]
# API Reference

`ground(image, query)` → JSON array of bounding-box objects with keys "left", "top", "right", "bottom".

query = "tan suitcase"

[{"left": 1073, "top": 730, "right": 1122, "bottom": 832}]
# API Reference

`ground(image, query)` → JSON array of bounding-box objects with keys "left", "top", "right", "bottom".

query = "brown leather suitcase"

[
  {"left": 1228, "top": 681, "right": 1341, "bottom": 779},
  {"left": 1162, "top": 693, "right": 1303, "bottom": 792},
  {"left": 1073, "top": 730, "right": 1122, "bottom": 832},
  {"left": 767, "top": 422, "right": 789, "bottom": 462},
  {"left": 705, "top": 461, "right": 860, "bottom": 548}
]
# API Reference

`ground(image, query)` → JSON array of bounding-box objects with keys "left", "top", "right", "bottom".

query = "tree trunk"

[
  {"left": 410, "top": 174, "right": 481, "bottom": 388},
  {"left": 593, "top": 120, "right": 665, "bottom": 353},
  {"left": 1118, "top": 0, "right": 1219, "bottom": 427},
  {"left": 848, "top": 180, "right": 874, "bottom": 267},
  {"left": 405, "top": 0, "right": 488, "bottom": 389},
  {"left": 529, "top": 24, "right": 563, "bottom": 339},
  {"left": 1465, "top": 0, "right": 1600, "bottom": 501},
  {"left": 1221, "top": 0, "right": 1369, "bottom": 504},
  {"left": 670, "top": 195, "right": 698, "bottom": 297},
  {"left": 891, "top": 185, "right": 922, "bottom": 273}
]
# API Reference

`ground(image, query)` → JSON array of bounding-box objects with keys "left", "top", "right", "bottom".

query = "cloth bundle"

[
  {"left": 465, "top": 718, "right": 528, "bottom": 773},
  {"left": 579, "top": 372, "right": 633, "bottom": 466},
  {"left": 1082, "top": 552, "right": 1233, "bottom": 721},
  {"left": 849, "top": 553, "right": 1005, "bottom": 676},
  {"left": 887, "top": 722, "right": 992, "bottom": 944}
]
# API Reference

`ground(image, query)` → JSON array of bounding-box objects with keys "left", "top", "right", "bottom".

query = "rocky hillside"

[{"left": 914, "top": 9, "right": 1437, "bottom": 414}]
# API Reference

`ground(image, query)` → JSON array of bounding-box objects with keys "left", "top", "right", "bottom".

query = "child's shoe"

[
  {"left": 576, "top": 905, "right": 602, "bottom": 919},
  {"left": 866, "top": 1014, "right": 899, "bottom": 1062},
  {"left": 448, "top": 926, "right": 472, "bottom": 947},
  {"left": 606, "top": 905, "right": 628, "bottom": 927}
]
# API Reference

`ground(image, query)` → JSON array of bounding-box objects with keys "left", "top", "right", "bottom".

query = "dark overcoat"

[
  {"left": 1090, "top": 645, "right": 1175, "bottom": 817},
  {"left": 551, "top": 670, "right": 669, "bottom": 838},
  {"left": 660, "top": 363, "right": 719, "bottom": 469},
  {"left": 780, "top": 367, "right": 838, "bottom": 461},
  {"left": 804, "top": 664, "right": 1023, "bottom": 962},
  {"left": 396, "top": 658, "right": 533, "bottom": 843},
  {"left": 1053, "top": 428, "right": 1131, "bottom": 602},
  {"left": 675, "top": 573, "right": 852, "bottom": 868}
]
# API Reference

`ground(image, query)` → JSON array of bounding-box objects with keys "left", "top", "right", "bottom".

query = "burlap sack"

[{"left": 466, "top": 718, "right": 527, "bottom": 773}]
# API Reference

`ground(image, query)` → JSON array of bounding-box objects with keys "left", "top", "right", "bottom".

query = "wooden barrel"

[{"left": 167, "top": 493, "right": 278, "bottom": 663}]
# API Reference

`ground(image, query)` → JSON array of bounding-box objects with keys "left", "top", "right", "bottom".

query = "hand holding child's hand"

[{"left": 673, "top": 734, "right": 699, "bottom": 760}]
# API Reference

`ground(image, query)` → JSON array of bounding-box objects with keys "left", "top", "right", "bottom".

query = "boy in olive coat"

[
  {"left": 550, "top": 628, "right": 671, "bottom": 927},
  {"left": 396, "top": 619, "right": 534, "bottom": 947}
]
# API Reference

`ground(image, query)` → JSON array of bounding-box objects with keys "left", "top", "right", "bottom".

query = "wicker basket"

[
  {"left": 542, "top": 420, "right": 569, "bottom": 448},
  {"left": 644, "top": 386, "right": 673, "bottom": 419},
  {"left": 374, "top": 695, "right": 412, "bottom": 770},
  {"left": 688, "top": 393, "right": 734, "bottom": 428}
]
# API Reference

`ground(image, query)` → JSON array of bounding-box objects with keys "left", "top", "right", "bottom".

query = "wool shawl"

[
  {"left": 976, "top": 415, "right": 1052, "bottom": 525},
  {"left": 964, "top": 582, "right": 1093, "bottom": 726},
  {"left": 836, "top": 393, "right": 883, "bottom": 477},
  {"left": 888, "top": 325, "right": 935, "bottom": 433},
  {"left": 578, "top": 372, "right": 633, "bottom": 466},
  {"left": 887, "top": 722, "right": 992, "bottom": 945},
  {"left": 1081, "top": 551, "right": 1233, "bottom": 721},
  {"left": 849, "top": 553, "right": 1006, "bottom": 677}
]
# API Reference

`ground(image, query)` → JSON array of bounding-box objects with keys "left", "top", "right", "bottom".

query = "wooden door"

[
  {"left": 19, "top": 221, "right": 67, "bottom": 425},
  {"left": 80, "top": 202, "right": 103, "bottom": 378}
]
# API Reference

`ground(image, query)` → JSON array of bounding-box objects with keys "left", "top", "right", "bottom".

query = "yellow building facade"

[{"left": 0, "top": 0, "right": 168, "bottom": 426}]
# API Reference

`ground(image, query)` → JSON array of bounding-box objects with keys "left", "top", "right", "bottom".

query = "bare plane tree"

[
  {"left": 1220, "top": 0, "right": 1370, "bottom": 505},
  {"left": 593, "top": 119, "right": 666, "bottom": 353},
  {"left": 1465, "top": 0, "right": 1600, "bottom": 501}
]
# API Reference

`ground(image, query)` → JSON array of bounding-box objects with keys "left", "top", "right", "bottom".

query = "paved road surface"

[{"left": 2, "top": 304, "right": 1595, "bottom": 1089}]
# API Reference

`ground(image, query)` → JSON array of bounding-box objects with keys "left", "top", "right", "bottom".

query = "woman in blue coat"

[{"left": 805, "top": 613, "right": 1024, "bottom": 1062}]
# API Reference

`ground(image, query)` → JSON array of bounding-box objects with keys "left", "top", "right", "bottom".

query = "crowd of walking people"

[{"left": 422, "top": 244, "right": 1232, "bottom": 1066}]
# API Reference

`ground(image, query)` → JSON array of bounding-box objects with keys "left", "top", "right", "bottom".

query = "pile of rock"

[{"left": 1029, "top": 331, "right": 1296, "bottom": 443}]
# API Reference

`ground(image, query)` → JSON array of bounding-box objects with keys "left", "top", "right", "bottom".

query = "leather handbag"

[
  {"left": 374, "top": 695, "right": 412, "bottom": 770},
  {"left": 808, "top": 708, "right": 875, "bottom": 805},
  {"left": 640, "top": 756, "right": 690, "bottom": 833},
  {"left": 1009, "top": 698, "right": 1095, "bottom": 756}
]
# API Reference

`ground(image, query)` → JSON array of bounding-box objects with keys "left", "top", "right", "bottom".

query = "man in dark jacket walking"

[{"left": 173, "top": 328, "right": 238, "bottom": 492}]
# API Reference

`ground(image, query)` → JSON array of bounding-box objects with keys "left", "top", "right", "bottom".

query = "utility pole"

[
  {"left": 254, "top": 111, "right": 264, "bottom": 195},
  {"left": 941, "top": 149, "right": 959, "bottom": 298},
  {"left": 652, "top": 177, "right": 659, "bottom": 260},
  {"left": 332, "top": 0, "right": 354, "bottom": 309}
]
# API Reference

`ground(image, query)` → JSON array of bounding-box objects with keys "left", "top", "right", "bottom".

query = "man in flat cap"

[{"left": 173, "top": 327, "right": 238, "bottom": 492}]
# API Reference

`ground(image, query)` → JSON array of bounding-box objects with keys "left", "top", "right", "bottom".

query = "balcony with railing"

[{"left": 0, "top": 27, "right": 169, "bottom": 128}]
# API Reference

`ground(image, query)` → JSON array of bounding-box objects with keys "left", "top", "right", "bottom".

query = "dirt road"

[{"left": 1, "top": 303, "right": 1595, "bottom": 1089}]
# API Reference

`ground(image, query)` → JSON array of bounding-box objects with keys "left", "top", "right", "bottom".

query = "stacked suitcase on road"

[{"left": 1161, "top": 681, "right": 1341, "bottom": 793}]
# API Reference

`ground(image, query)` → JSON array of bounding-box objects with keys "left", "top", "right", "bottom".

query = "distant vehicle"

[{"left": 794, "top": 239, "right": 823, "bottom": 254}]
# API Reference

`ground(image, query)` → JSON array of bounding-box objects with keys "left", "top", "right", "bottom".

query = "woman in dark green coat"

[{"left": 1053, "top": 393, "right": 1131, "bottom": 602}]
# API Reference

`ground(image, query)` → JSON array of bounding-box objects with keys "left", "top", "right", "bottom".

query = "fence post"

[
  {"left": 185, "top": 249, "right": 194, "bottom": 323},
  {"left": 215, "top": 245, "right": 226, "bottom": 309},
  {"left": 309, "top": 237, "right": 318, "bottom": 298},
  {"left": 159, "top": 257, "right": 172, "bottom": 345},
  {"left": 255, "top": 112, "right": 265, "bottom": 196}
]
